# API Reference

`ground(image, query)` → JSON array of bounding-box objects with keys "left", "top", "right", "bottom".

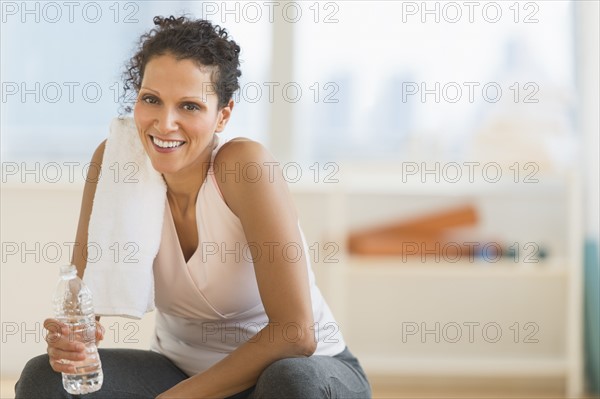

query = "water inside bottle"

[{"left": 60, "top": 320, "right": 103, "bottom": 394}]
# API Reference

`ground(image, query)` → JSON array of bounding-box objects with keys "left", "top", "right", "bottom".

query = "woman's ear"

[{"left": 216, "top": 99, "right": 234, "bottom": 132}]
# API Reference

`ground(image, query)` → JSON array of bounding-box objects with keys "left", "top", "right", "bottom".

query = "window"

[
  {"left": 1, "top": 1, "right": 271, "bottom": 162},
  {"left": 292, "top": 1, "right": 576, "bottom": 164}
]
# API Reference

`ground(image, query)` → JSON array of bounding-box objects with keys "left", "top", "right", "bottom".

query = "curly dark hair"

[{"left": 120, "top": 15, "right": 241, "bottom": 114}]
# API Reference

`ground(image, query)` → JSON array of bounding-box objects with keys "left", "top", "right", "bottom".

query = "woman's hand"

[{"left": 43, "top": 318, "right": 105, "bottom": 374}]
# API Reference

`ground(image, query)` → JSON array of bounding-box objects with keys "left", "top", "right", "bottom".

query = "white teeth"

[{"left": 152, "top": 136, "right": 185, "bottom": 149}]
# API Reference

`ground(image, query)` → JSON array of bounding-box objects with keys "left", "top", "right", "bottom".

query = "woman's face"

[{"left": 133, "top": 53, "right": 231, "bottom": 176}]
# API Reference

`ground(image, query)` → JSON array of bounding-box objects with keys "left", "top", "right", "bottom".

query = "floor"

[
  {"left": 1, "top": 379, "right": 16, "bottom": 399},
  {"left": 369, "top": 376, "right": 600, "bottom": 399},
  {"left": 2, "top": 376, "right": 599, "bottom": 399}
]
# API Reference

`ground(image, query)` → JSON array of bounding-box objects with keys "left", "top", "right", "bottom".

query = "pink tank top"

[{"left": 149, "top": 137, "right": 346, "bottom": 376}]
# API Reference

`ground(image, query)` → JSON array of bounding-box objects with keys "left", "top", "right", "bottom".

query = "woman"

[{"left": 15, "top": 15, "right": 371, "bottom": 399}]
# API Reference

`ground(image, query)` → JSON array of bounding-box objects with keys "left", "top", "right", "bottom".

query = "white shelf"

[
  {"left": 309, "top": 169, "right": 584, "bottom": 397},
  {"left": 360, "top": 356, "right": 567, "bottom": 378}
]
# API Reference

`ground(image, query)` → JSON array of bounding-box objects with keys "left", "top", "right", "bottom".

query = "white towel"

[{"left": 83, "top": 116, "right": 167, "bottom": 319}]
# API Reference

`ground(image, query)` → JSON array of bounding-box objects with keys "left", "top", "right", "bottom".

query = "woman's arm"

[
  {"left": 72, "top": 140, "right": 106, "bottom": 322},
  {"left": 157, "top": 139, "right": 317, "bottom": 399},
  {"left": 71, "top": 139, "right": 105, "bottom": 277}
]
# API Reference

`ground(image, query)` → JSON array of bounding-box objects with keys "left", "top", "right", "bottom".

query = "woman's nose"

[{"left": 154, "top": 108, "right": 179, "bottom": 134}]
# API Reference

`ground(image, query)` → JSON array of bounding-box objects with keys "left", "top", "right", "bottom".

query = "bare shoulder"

[
  {"left": 214, "top": 137, "right": 275, "bottom": 175},
  {"left": 212, "top": 137, "right": 296, "bottom": 220},
  {"left": 216, "top": 136, "right": 264, "bottom": 158}
]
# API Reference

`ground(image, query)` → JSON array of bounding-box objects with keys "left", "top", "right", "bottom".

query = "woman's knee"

[
  {"left": 253, "top": 357, "right": 329, "bottom": 398},
  {"left": 17, "top": 353, "right": 54, "bottom": 382},
  {"left": 15, "top": 353, "right": 68, "bottom": 399}
]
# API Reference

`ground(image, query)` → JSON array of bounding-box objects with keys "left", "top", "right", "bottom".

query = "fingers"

[
  {"left": 45, "top": 328, "right": 85, "bottom": 351},
  {"left": 46, "top": 335, "right": 86, "bottom": 373},
  {"left": 48, "top": 345, "right": 87, "bottom": 362},
  {"left": 49, "top": 358, "right": 77, "bottom": 374},
  {"left": 43, "top": 318, "right": 65, "bottom": 335},
  {"left": 44, "top": 319, "right": 99, "bottom": 346},
  {"left": 47, "top": 343, "right": 86, "bottom": 373},
  {"left": 43, "top": 318, "right": 89, "bottom": 373},
  {"left": 96, "top": 321, "right": 105, "bottom": 342}
]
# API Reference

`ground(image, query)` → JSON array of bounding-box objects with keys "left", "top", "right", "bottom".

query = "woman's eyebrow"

[
  {"left": 140, "top": 86, "right": 160, "bottom": 94},
  {"left": 181, "top": 96, "right": 208, "bottom": 104},
  {"left": 139, "top": 87, "right": 207, "bottom": 103}
]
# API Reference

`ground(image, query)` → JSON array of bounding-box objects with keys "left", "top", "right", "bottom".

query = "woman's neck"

[{"left": 163, "top": 142, "right": 216, "bottom": 215}]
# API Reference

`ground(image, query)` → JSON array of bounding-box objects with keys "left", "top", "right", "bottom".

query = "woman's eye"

[
  {"left": 183, "top": 103, "right": 200, "bottom": 111},
  {"left": 141, "top": 95, "right": 158, "bottom": 104}
]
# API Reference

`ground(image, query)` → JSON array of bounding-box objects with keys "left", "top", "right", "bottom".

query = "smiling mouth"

[{"left": 151, "top": 135, "right": 186, "bottom": 149}]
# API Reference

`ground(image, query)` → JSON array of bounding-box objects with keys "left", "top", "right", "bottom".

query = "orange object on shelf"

[{"left": 347, "top": 204, "right": 479, "bottom": 256}]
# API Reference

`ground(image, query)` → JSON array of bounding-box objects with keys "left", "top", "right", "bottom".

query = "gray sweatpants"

[{"left": 14, "top": 346, "right": 372, "bottom": 398}]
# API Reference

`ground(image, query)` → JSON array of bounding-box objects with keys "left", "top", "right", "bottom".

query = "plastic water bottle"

[{"left": 53, "top": 264, "right": 103, "bottom": 394}]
